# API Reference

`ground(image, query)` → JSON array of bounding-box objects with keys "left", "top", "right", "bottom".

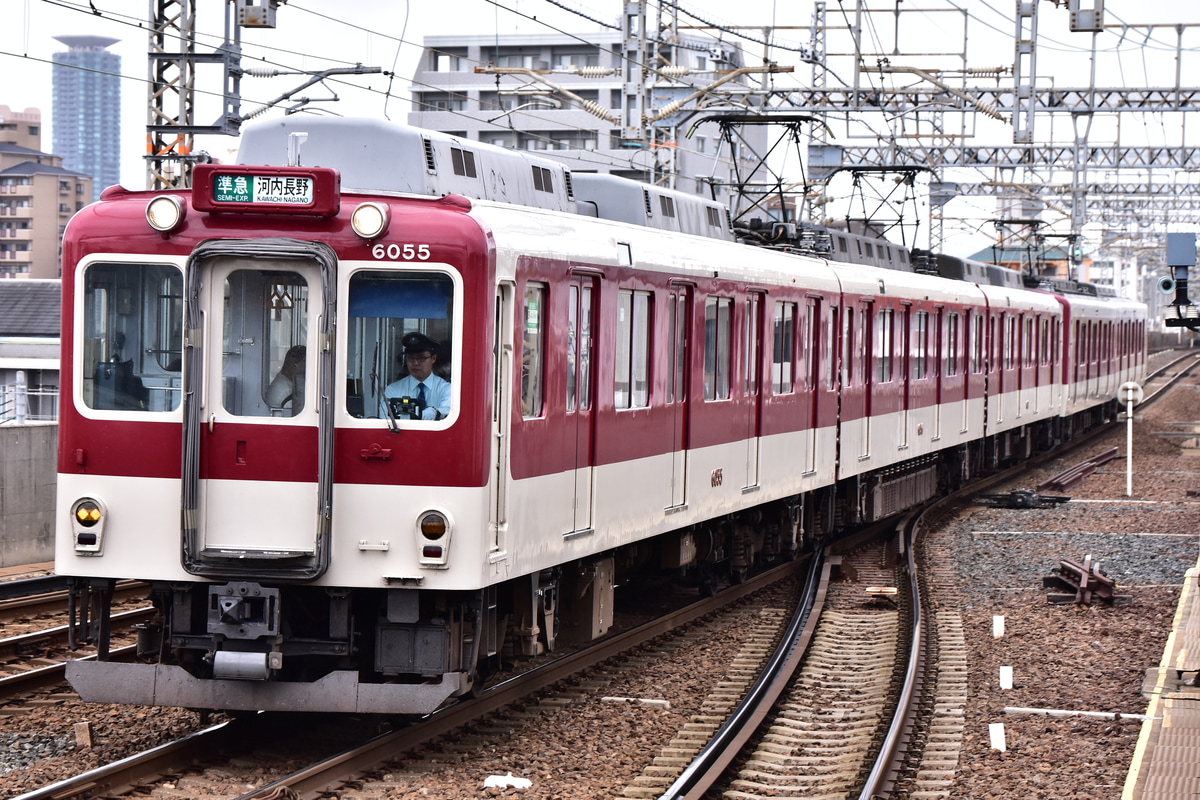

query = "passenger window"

[
  {"left": 772, "top": 301, "right": 795, "bottom": 395},
  {"left": 877, "top": 308, "right": 893, "bottom": 383},
  {"left": 520, "top": 283, "right": 546, "bottom": 418},
  {"left": 344, "top": 270, "right": 455, "bottom": 422},
  {"left": 615, "top": 289, "right": 651, "bottom": 409},
  {"left": 81, "top": 262, "right": 183, "bottom": 412},
  {"left": 704, "top": 296, "right": 731, "bottom": 400}
]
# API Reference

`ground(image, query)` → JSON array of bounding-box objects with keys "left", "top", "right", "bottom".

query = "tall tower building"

[{"left": 52, "top": 35, "right": 120, "bottom": 201}]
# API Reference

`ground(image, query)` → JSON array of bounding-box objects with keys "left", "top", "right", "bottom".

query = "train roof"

[{"left": 236, "top": 116, "right": 734, "bottom": 241}]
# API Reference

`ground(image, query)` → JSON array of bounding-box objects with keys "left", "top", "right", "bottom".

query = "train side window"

[
  {"left": 703, "top": 296, "right": 732, "bottom": 400},
  {"left": 345, "top": 270, "right": 456, "bottom": 421},
  {"left": 81, "top": 262, "right": 183, "bottom": 412},
  {"left": 521, "top": 283, "right": 546, "bottom": 417},
  {"left": 1004, "top": 316, "right": 1015, "bottom": 371},
  {"left": 772, "top": 301, "right": 796, "bottom": 394},
  {"left": 876, "top": 308, "right": 893, "bottom": 383},
  {"left": 914, "top": 311, "right": 928, "bottom": 380},
  {"left": 615, "top": 289, "right": 651, "bottom": 409},
  {"left": 945, "top": 312, "right": 959, "bottom": 376},
  {"left": 969, "top": 314, "right": 982, "bottom": 374}
]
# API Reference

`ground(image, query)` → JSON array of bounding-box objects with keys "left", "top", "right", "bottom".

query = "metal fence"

[{"left": 0, "top": 376, "right": 59, "bottom": 424}]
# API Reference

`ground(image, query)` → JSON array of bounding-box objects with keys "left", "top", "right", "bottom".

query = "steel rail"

[
  {"left": 231, "top": 557, "right": 806, "bottom": 800},
  {"left": 857, "top": 510, "right": 924, "bottom": 800},
  {"left": 0, "top": 608, "right": 153, "bottom": 662},
  {"left": 11, "top": 716, "right": 257, "bottom": 800},
  {"left": 0, "top": 645, "right": 138, "bottom": 700},
  {"left": 7, "top": 559, "right": 802, "bottom": 800},
  {"left": 0, "top": 580, "right": 147, "bottom": 617},
  {"left": 657, "top": 544, "right": 829, "bottom": 800}
]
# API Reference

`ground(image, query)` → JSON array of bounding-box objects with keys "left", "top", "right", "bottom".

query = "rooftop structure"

[{"left": 408, "top": 30, "right": 768, "bottom": 212}]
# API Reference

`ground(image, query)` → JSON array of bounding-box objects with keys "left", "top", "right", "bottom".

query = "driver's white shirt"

[{"left": 380, "top": 373, "right": 451, "bottom": 420}]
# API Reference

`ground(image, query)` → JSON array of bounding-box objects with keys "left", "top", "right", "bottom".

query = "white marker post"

[{"left": 1119, "top": 382, "right": 1143, "bottom": 497}]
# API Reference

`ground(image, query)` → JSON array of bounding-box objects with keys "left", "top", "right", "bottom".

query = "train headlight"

[
  {"left": 70, "top": 497, "right": 107, "bottom": 555},
  {"left": 145, "top": 195, "right": 186, "bottom": 233},
  {"left": 417, "top": 510, "right": 451, "bottom": 567},
  {"left": 351, "top": 202, "right": 390, "bottom": 239}
]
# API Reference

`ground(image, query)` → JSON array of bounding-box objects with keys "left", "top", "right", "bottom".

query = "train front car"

[{"left": 57, "top": 163, "right": 499, "bottom": 714}]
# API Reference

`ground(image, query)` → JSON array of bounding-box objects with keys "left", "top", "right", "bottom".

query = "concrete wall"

[{"left": 0, "top": 422, "right": 56, "bottom": 567}]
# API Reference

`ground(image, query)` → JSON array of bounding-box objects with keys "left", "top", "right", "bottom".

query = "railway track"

[
  {"left": 11, "top": 560, "right": 806, "bottom": 800},
  {"left": 0, "top": 609, "right": 151, "bottom": 706},
  {"left": 6, "top": 351, "right": 1193, "bottom": 798}
]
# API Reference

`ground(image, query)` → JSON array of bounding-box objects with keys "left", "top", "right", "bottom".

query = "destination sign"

[{"left": 212, "top": 174, "right": 314, "bottom": 205}]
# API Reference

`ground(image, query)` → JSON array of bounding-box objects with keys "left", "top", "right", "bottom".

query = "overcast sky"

[{"left": 3, "top": 0, "right": 1198, "bottom": 253}]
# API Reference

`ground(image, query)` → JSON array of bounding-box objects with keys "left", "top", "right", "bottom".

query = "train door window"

[
  {"left": 969, "top": 313, "right": 982, "bottom": 374},
  {"left": 1022, "top": 317, "right": 1033, "bottom": 368},
  {"left": 615, "top": 289, "right": 651, "bottom": 409},
  {"left": 566, "top": 285, "right": 594, "bottom": 413},
  {"left": 827, "top": 306, "right": 838, "bottom": 390},
  {"left": 520, "top": 283, "right": 547, "bottom": 417},
  {"left": 841, "top": 307, "right": 853, "bottom": 387},
  {"left": 81, "top": 262, "right": 183, "bottom": 412},
  {"left": 1053, "top": 319, "right": 1061, "bottom": 368},
  {"left": 877, "top": 308, "right": 893, "bottom": 383},
  {"left": 703, "top": 296, "right": 731, "bottom": 400},
  {"left": 913, "top": 311, "right": 928, "bottom": 380},
  {"left": 772, "top": 301, "right": 796, "bottom": 394},
  {"left": 346, "top": 270, "right": 456, "bottom": 421},
  {"left": 945, "top": 313, "right": 959, "bottom": 376},
  {"left": 802, "top": 300, "right": 817, "bottom": 390},
  {"left": 745, "top": 295, "right": 761, "bottom": 394},
  {"left": 237, "top": 271, "right": 308, "bottom": 417},
  {"left": 668, "top": 291, "right": 688, "bottom": 403},
  {"left": 1004, "top": 316, "right": 1015, "bottom": 371}
]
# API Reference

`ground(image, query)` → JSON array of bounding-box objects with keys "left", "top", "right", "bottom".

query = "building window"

[{"left": 417, "top": 92, "right": 465, "bottom": 112}]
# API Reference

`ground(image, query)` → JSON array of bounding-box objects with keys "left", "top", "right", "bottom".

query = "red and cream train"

[{"left": 58, "top": 117, "right": 1146, "bottom": 714}]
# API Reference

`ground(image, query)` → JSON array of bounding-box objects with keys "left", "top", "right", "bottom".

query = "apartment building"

[
  {"left": 408, "top": 31, "right": 767, "bottom": 209},
  {"left": 0, "top": 106, "right": 93, "bottom": 280}
]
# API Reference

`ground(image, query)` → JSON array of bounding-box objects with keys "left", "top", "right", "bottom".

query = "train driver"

[{"left": 380, "top": 332, "right": 451, "bottom": 421}]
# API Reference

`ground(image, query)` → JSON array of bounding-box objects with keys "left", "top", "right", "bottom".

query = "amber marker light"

[
  {"left": 74, "top": 500, "right": 102, "bottom": 527},
  {"left": 420, "top": 512, "right": 447, "bottom": 539},
  {"left": 71, "top": 497, "right": 107, "bottom": 555}
]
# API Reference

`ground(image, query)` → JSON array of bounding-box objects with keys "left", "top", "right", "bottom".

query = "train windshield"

[
  {"left": 345, "top": 270, "right": 456, "bottom": 422},
  {"left": 81, "top": 262, "right": 183, "bottom": 412}
]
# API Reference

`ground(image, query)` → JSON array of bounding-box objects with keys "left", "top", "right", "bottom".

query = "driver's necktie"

[{"left": 417, "top": 382, "right": 427, "bottom": 411}]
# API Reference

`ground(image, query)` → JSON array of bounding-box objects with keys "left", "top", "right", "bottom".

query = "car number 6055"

[{"left": 372, "top": 243, "right": 431, "bottom": 261}]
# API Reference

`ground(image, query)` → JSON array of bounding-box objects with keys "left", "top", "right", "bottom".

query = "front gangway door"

[{"left": 181, "top": 239, "right": 336, "bottom": 580}]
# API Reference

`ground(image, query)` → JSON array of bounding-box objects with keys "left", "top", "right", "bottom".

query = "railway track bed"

[{"left": 3, "top": 353, "right": 1199, "bottom": 797}]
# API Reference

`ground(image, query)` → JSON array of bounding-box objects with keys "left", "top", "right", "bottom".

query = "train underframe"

[{"left": 65, "top": 402, "right": 1118, "bottom": 714}]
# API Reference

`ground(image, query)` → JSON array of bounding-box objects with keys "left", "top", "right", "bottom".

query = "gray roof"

[
  {"left": 0, "top": 280, "right": 61, "bottom": 338},
  {"left": 0, "top": 142, "right": 48, "bottom": 157},
  {"left": 0, "top": 161, "right": 84, "bottom": 178}
]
